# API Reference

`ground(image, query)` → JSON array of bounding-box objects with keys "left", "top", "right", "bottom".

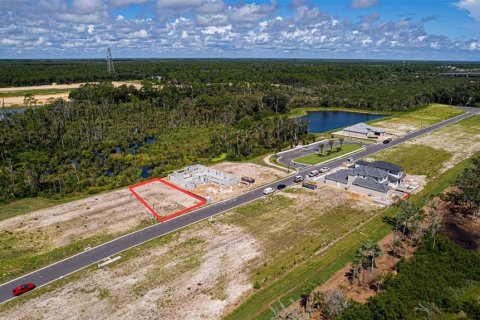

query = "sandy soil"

[
  {"left": 0, "top": 81, "right": 141, "bottom": 93},
  {"left": 132, "top": 180, "right": 202, "bottom": 218},
  {"left": 1, "top": 93, "right": 69, "bottom": 107},
  {"left": 0, "top": 81, "right": 142, "bottom": 107},
  {"left": 372, "top": 119, "right": 420, "bottom": 136},
  {"left": 0, "top": 181, "right": 199, "bottom": 248},
  {"left": 190, "top": 162, "right": 288, "bottom": 202},
  {"left": 0, "top": 222, "right": 259, "bottom": 320}
]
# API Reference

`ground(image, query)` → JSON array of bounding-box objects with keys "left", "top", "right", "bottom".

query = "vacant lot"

[
  {"left": 0, "top": 161, "right": 284, "bottom": 283},
  {"left": 373, "top": 104, "right": 463, "bottom": 136},
  {"left": 131, "top": 179, "right": 202, "bottom": 218},
  {"left": 0, "top": 183, "right": 380, "bottom": 320},
  {"left": 372, "top": 115, "right": 480, "bottom": 179}
]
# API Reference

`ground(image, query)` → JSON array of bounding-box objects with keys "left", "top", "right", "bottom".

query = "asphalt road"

[{"left": 0, "top": 109, "right": 477, "bottom": 304}]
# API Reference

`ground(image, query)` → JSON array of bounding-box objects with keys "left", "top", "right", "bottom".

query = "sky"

[{"left": 0, "top": 0, "right": 479, "bottom": 60}]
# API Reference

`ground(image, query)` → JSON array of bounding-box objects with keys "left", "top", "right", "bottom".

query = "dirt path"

[{"left": 0, "top": 81, "right": 141, "bottom": 93}]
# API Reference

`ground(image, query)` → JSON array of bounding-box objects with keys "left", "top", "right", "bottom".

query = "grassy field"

[
  {"left": 372, "top": 104, "right": 463, "bottom": 132},
  {"left": 225, "top": 150, "right": 480, "bottom": 320},
  {"left": 294, "top": 143, "right": 363, "bottom": 165},
  {"left": 372, "top": 144, "right": 452, "bottom": 178}
]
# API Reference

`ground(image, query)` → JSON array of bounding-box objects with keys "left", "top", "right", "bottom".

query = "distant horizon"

[{"left": 1, "top": 57, "right": 479, "bottom": 63}]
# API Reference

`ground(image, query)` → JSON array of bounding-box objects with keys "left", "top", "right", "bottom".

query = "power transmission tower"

[{"left": 107, "top": 48, "right": 115, "bottom": 74}]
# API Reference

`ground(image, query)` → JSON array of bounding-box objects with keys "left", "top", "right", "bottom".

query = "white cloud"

[
  {"left": 109, "top": 0, "right": 147, "bottom": 7},
  {"left": 351, "top": 0, "right": 378, "bottom": 9},
  {"left": 455, "top": 0, "right": 480, "bottom": 21}
]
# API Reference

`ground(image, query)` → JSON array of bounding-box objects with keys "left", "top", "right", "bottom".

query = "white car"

[
  {"left": 308, "top": 170, "right": 319, "bottom": 177},
  {"left": 320, "top": 167, "right": 330, "bottom": 173},
  {"left": 263, "top": 187, "right": 275, "bottom": 195}
]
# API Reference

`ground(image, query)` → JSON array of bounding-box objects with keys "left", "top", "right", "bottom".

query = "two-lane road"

[{"left": 0, "top": 109, "right": 477, "bottom": 304}]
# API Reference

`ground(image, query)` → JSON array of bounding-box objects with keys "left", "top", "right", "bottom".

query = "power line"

[{"left": 107, "top": 48, "right": 115, "bottom": 74}]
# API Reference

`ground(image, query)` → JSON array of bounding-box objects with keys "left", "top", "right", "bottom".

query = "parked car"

[
  {"left": 383, "top": 138, "right": 392, "bottom": 144},
  {"left": 308, "top": 170, "right": 319, "bottom": 177},
  {"left": 12, "top": 283, "right": 35, "bottom": 296},
  {"left": 241, "top": 176, "right": 255, "bottom": 183},
  {"left": 263, "top": 187, "right": 275, "bottom": 195},
  {"left": 320, "top": 167, "right": 330, "bottom": 173},
  {"left": 293, "top": 175, "right": 304, "bottom": 183},
  {"left": 277, "top": 184, "right": 287, "bottom": 190}
]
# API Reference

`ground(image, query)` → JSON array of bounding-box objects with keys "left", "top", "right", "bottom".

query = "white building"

[
  {"left": 342, "top": 123, "right": 386, "bottom": 139},
  {"left": 168, "top": 164, "right": 237, "bottom": 190}
]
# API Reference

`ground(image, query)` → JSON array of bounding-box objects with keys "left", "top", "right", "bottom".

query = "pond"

[
  {"left": 297, "top": 110, "right": 385, "bottom": 133},
  {"left": 0, "top": 108, "right": 25, "bottom": 120}
]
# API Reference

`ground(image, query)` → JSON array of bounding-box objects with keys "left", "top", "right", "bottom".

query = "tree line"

[
  {"left": 0, "top": 82, "right": 307, "bottom": 203},
  {"left": 1, "top": 59, "right": 480, "bottom": 110}
]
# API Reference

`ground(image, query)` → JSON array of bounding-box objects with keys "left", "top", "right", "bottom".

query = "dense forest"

[
  {"left": 1, "top": 59, "right": 480, "bottom": 110},
  {"left": 0, "top": 82, "right": 307, "bottom": 202},
  {"left": 1, "top": 60, "right": 480, "bottom": 203}
]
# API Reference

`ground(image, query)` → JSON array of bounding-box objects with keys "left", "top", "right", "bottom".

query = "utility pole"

[{"left": 107, "top": 48, "right": 115, "bottom": 74}]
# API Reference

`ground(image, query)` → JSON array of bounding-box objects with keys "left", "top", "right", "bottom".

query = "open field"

[
  {"left": 372, "top": 104, "right": 464, "bottom": 136},
  {"left": 0, "top": 81, "right": 142, "bottom": 93},
  {"left": 0, "top": 81, "right": 142, "bottom": 107},
  {"left": 294, "top": 143, "right": 363, "bottom": 165},
  {"left": 0, "top": 162, "right": 284, "bottom": 284},
  {"left": 0, "top": 183, "right": 380, "bottom": 319},
  {"left": 371, "top": 115, "right": 480, "bottom": 178}
]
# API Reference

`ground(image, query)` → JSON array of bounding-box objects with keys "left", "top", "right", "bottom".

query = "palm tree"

[
  {"left": 350, "top": 255, "right": 362, "bottom": 284},
  {"left": 357, "top": 242, "right": 383, "bottom": 272},
  {"left": 339, "top": 137, "right": 345, "bottom": 149},
  {"left": 318, "top": 143, "right": 324, "bottom": 155},
  {"left": 328, "top": 139, "right": 334, "bottom": 152}
]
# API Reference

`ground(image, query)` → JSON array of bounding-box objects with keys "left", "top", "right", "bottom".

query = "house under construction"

[{"left": 168, "top": 164, "right": 237, "bottom": 190}]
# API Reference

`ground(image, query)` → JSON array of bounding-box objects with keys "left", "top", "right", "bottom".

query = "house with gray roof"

[
  {"left": 324, "top": 160, "right": 404, "bottom": 198},
  {"left": 342, "top": 123, "right": 386, "bottom": 139}
]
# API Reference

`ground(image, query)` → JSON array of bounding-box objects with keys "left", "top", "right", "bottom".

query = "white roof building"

[{"left": 343, "top": 123, "right": 386, "bottom": 138}]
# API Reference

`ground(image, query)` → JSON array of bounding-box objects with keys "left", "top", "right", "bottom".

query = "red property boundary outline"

[{"left": 128, "top": 178, "right": 207, "bottom": 222}]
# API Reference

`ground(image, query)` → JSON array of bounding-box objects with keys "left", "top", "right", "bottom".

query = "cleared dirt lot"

[
  {"left": 0, "top": 81, "right": 142, "bottom": 107},
  {"left": 0, "top": 81, "right": 141, "bottom": 93},
  {"left": 191, "top": 162, "right": 288, "bottom": 202},
  {"left": 1, "top": 93, "right": 69, "bottom": 107},
  {"left": 132, "top": 179, "right": 202, "bottom": 218},
  {"left": 0, "top": 182, "right": 381, "bottom": 319},
  {"left": 0, "top": 188, "right": 154, "bottom": 249}
]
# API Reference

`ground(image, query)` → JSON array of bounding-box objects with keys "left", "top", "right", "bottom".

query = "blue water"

[
  {"left": 297, "top": 111, "right": 385, "bottom": 133},
  {"left": 0, "top": 108, "right": 25, "bottom": 120}
]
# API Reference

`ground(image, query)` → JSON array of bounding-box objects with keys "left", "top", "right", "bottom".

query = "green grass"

[
  {"left": 294, "top": 144, "right": 363, "bottom": 165},
  {"left": 224, "top": 150, "right": 480, "bottom": 320},
  {"left": 0, "top": 88, "right": 71, "bottom": 98},
  {"left": 375, "top": 104, "right": 463, "bottom": 128},
  {"left": 373, "top": 144, "right": 452, "bottom": 178}
]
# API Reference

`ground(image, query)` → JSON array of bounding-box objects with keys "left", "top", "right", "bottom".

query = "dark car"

[
  {"left": 383, "top": 138, "right": 392, "bottom": 144},
  {"left": 277, "top": 184, "right": 287, "bottom": 190},
  {"left": 12, "top": 283, "right": 36, "bottom": 296}
]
